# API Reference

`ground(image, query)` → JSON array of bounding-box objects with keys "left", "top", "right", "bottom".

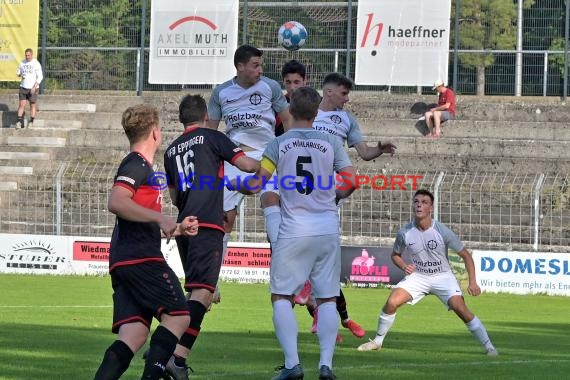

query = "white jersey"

[
  {"left": 16, "top": 58, "right": 43, "bottom": 90},
  {"left": 208, "top": 76, "right": 288, "bottom": 151},
  {"left": 393, "top": 219, "right": 464, "bottom": 276},
  {"left": 313, "top": 108, "right": 364, "bottom": 148},
  {"left": 263, "top": 128, "right": 352, "bottom": 238}
]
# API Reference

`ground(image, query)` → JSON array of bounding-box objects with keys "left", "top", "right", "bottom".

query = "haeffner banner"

[
  {"left": 355, "top": 0, "right": 451, "bottom": 86},
  {"left": 148, "top": 0, "right": 239, "bottom": 84},
  {"left": 473, "top": 250, "right": 570, "bottom": 296}
]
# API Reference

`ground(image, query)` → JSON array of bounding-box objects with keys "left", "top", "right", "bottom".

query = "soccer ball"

[{"left": 278, "top": 21, "right": 308, "bottom": 51}]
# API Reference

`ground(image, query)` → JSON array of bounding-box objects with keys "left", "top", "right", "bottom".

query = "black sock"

[
  {"left": 179, "top": 300, "right": 207, "bottom": 350},
  {"left": 337, "top": 289, "right": 349, "bottom": 321},
  {"left": 30, "top": 117, "right": 34, "bottom": 122},
  {"left": 141, "top": 326, "right": 178, "bottom": 379},
  {"left": 306, "top": 303, "right": 316, "bottom": 318},
  {"left": 93, "top": 340, "right": 134, "bottom": 380}
]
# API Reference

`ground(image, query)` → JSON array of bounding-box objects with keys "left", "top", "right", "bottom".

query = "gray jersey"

[
  {"left": 263, "top": 128, "right": 352, "bottom": 238},
  {"left": 313, "top": 108, "right": 364, "bottom": 148},
  {"left": 393, "top": 220, "right": 464, "bottom": 276}
]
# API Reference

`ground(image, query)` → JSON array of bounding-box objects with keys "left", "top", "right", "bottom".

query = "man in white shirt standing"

[{"left": 16, "top": 48, "right": 43, "bottom": 128}]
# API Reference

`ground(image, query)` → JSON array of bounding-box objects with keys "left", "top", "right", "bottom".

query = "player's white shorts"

[
  {"left": 223, "top": 150, "right": 277, "bottom": 211},
  {"left": 396, "top": 271, "right": 463, "bottom": 308},
  {"left": 270, "top": 234, "right": 340, "bottom": 299}
]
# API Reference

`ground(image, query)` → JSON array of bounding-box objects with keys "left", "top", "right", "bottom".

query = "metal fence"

[
  {"left": 1, "top": 0, "right": 569, "bottom": 96},
  {"left": 1, "top": 162, "right": 568, "bottom": 252}
]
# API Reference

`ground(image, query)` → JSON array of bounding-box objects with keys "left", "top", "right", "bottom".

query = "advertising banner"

[
  {"left": 355, "top": 0, "right": 451, "bottom": 86},
  {"left": 473, "top": 250, "right": 570, "bottom": 296},
  {"left": 340, "top": 246, "right": 408, "bottom": 288},
  {"left": 149, "top": 0, "right": 239, "bottom": 84},
  {"left": 0, "top": 0, "right": 39, "bottom": 81},
  {"left": 220, "top": 242, "right": 271, "bottom": 283}
]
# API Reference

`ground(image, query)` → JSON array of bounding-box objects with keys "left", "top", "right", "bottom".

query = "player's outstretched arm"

[
  {"left": 354, "top": 141, "right": 397, "bottom": 161},
  {"left": 234, "top": 156, "right": 260, "bottom": 173},
  {"left": 336, "top": 166, "right": 357, "bottom": 200},
  {"left": 457, "top": 248, "right": 482, "bottom": 296}
]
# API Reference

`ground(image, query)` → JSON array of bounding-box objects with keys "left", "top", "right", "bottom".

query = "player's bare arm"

[
  {"left": 108, "top": 185, "right": 177, "bottom": 239},
  {"left": 235, "top": 167, "right": 272, "bottom": 195},
  {"left": 457, "top": 248, "right": 482, "bottom": 296},
  {"left": 207, "top": 119, "right": 221, "bottom": 130},
  {"left": 234, "top": 155, "right": 260, "bottom": 173},
  {"left": 391, "top": 252, "right": 415, "bottom": 275},
  {"left": 335, "top": 166, "right": 357, "bottom": 200},
  {"left": 353, "top": 141, "right": 397, "bottom": 161},
  {"left": 277, "top": 108, "right": 293, "bottom": 131}
]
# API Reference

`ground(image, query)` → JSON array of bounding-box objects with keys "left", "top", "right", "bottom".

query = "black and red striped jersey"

[
  {"left": 109, "top": 151, "right": 164, "bottom": 271},
  {"left": 164, "top": 126, "right": 245, "bottom": 232}
]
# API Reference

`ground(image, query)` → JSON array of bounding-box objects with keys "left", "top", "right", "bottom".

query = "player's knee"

[{"left": 261, "top": 191, "right": 280, "bottom": 208}]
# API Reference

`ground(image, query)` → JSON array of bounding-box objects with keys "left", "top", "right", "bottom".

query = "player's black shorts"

[
  {"left": 19, "top": 87, "right": 38, "bottom": 103},
  {"left": 110, "top": 260, "right": 188, "bottom": 333},
  {"left": 175, "top": 228, "right": 224, "bottom": 292}
]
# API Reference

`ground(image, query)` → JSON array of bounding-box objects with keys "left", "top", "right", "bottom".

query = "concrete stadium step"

[
  {"left": 362, "top": 119, "right": 570, "bottom": 141},
  {"left": 0, "top": 182, "right": 18, "bottom": 191},
  {"left": 349, "top": 152, "right": 567, "bottom": 173},
  {"left": 4, "top": 136, "right": 66, "bottom": 147},
  {"left": 33, "top": 111, "right": 118, "bottom": 129},
  {"left": 0, "top": 166, "right": 33, "bottom": 175},
  {"left": 346, "top": 93, "right": 570, "bottom": 122},
  {"left": 40, "top": 103, "right": 96, "bottom": 112},
  {"left": 0, "top": 126, "right": 70, "bottom": 138},
  {"left": 346, "top": 136, "right": 570, "bottom": 160},
  {"left": 0, "top": 151, "right": 50, "bottom": 160},
  {"left": 32, "top": 119, "right": 82, "bottom": 129}
]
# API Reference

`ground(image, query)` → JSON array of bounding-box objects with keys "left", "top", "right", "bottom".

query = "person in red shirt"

[{"left": 425, "top": 79, "right": 456, "bottom": 138}]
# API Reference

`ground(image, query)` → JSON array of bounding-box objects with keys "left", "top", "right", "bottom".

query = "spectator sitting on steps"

[{"left": 424, "top": 79, "right": 456, "bottom": 139}]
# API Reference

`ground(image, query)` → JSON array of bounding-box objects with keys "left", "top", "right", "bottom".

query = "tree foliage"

[{"left": 453, "top": 0, "right": 535, "bottom": 95}]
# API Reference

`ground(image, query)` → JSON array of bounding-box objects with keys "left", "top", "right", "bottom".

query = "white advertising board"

[
  {"left": 148, "top": 0, "right": 239, "bottom": 84},
  {"left": 473, "top": 250, "right": 570, "bottom": 296},
  {"left": 355, "top": 0, "right": 451, "bottom": 86}
]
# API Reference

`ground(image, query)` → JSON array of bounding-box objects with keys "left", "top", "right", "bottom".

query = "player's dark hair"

[
  {"left": 234, "top": 45, "right": 263, "bottom": 67},
  {"left": 25, "top": 48, "right": 33, "bottom": 54},
  {"left": 322, "top": 72, "right": 353, "bottom": 91},
  {"left": 290, "top": 87, "right": 320, "bottom": 121},
  {"left": 121, "top": 104, "right": 159, "bottom": 144},
  {"left": 179, "top": 94, "right": 207, "bottom": 126},
  {"left": 414, "top": 189, "right": 434, "bottom": 204},
  {"left": 281, "top": 60, "right": 306, "bottom": 80}
]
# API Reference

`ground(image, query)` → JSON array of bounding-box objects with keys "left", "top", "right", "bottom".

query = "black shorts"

[
  {"left": 19, "top": 87, "right": 38, "bottom": 103},
  {"left": 110, "top": 261, "right": 188, "bottom": 333},
  {"left": 175, "top": 228, "right": 224, "bottom": 292}
]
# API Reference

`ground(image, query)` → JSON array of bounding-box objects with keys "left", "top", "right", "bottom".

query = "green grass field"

[{"left": 0, "top": 274, "right": 569, "bottom": 380}]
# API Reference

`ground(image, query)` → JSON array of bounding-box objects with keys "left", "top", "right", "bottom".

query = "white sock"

[
  {"left": 373, "top": 311, "right": 396, "bottom": 346},
  {"left": 263, "top": 205, "right": 281, "bottom": 245},
  {"left": 466, "top": 316, "right": 494, "bottom": 350},
  {"left": 316, "top": 301, "right": 338, "bottom": 369},
  {"left": 273, "top": 299, "right": 299, "bottom": 369}
]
